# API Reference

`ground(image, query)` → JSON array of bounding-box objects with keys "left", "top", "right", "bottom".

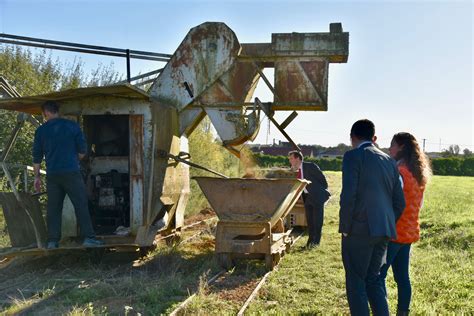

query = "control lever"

[{"left": 157, "top": 150, "right": 229, "bottom": 179}]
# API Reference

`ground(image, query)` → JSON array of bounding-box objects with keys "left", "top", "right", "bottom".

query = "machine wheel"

[
  {"left": 265, "top": 253, "right": 281, "bottom": 271},
  {"left": 139, "top": 245, "right": 156, "bottom": 257},
  {"left": 165, "top": 232, "right": 181, "bottom": 246},
  {"left": 217, "top": 253, "right": 235, "bottom": 270}
]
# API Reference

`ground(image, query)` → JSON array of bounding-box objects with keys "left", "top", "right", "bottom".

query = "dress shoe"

[
  {"left": 306, "top": 241, "right": 320, "bottom": 249},
  {"left": 46, "top": 241, "right": 59, "bottom": 249},
  {"left": 82, "top": 237, "right": 105, "bottom": 247}
]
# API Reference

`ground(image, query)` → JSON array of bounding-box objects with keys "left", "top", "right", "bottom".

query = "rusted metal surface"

[
  {"left": 194, "top": 177, "right": 307, "bottom": 226},
  {"left": 129, "top": 115, "right": 145, "bottom": 232},
  {"left": 273, "top": 58, "right": 329, "bottom": 110},
  {"left": 271, "top": 30, "right": 348, "bottom": 62},
  {"left": 149, "top": 22, "right": 241, "bottom": 112},
  {"left": 204, "top": 107, "right": 260, "bottom": 148},
  {"left": 239, "top": 23, "right": 349, "bottom": 63},
  {"left": 193, "top": 175, "right": 308, "bottom": 270},
  {"left": 149, "top": 22, "right": 263, "bottom": 148},
  {"left": 0, "top": 192, "right": 47, "bottom": 247},
  {"left": 198, "top": 61, "right": 261, "bottom": 148},
  {"left": 196, "top": 62, "right": 260, "bottom": 105}
]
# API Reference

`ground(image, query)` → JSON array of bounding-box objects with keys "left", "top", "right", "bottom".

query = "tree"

[
  {"left": 449, "top": 144, "right": 461, "bottom": 156},
  {"left": 463, "top": 148, "right": 473, "bottom": 157}
]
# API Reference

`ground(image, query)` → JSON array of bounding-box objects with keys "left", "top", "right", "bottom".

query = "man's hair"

[
  {"left": 288, "top": 150, "right": 303, "bottom": 160},
  {"left": 41, "top": 101, "right": 59, "bottom": 114},
  {"left": 350, "top": 119, "right": 375, "bottom": 141}
]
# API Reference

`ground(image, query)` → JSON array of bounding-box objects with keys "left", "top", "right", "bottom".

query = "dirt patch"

[
  {"left": 210, "top": 274, "right": 261, "bottom": 304},
  {"left": 184, "top": 208, "right": 216, "bottom": 226},
  {"left": 184, "top": 207, "right": 216, "bottom": 225},
  {"left": 188, "top": 236, "right": 215, "bottom": 252}
]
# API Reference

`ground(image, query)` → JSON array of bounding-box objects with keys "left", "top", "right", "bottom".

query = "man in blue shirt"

[{"left": 33, "top": 101, "right": 104, "bottom": 249}]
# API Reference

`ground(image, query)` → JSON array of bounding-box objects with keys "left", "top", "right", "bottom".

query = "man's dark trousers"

[
  {"left": 46, "top": 171, "right": 95, "bottom": 242},
  {"left": 342, "top": 235, "right": 389, "bottom": 316},
  {"left": 303, "top": 193, "right": 324, "bottom": 244}
]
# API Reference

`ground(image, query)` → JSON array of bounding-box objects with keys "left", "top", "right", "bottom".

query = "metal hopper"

[
  {"left": 195, "top": 177, "right": 306, "bottom": 224},
  {"left": 194, "top": 177, "right": 308, "bottom": 270}
]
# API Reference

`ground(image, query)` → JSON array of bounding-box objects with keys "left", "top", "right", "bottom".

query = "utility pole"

[{"left": 422, "top": 138, "right": 426, "bottom": 152}]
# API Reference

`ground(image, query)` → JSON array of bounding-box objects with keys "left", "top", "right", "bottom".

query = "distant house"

[
  {"left": 250, "top": 139, "right": 447, "bottom": 160},
  {"left": 426, "top": 152, "right": 443, "bottom": 159},
  {"left": 316, "top": 149, "right": 343, "bottom": 159}
]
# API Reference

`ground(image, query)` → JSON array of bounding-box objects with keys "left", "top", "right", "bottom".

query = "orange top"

[{"left": 393, "top": 165, "right": 425, "bottom": 244}]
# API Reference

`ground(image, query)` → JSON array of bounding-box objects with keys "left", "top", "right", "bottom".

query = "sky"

[{"left": 0, "top": 0, "right": 472, "bottom": 152}]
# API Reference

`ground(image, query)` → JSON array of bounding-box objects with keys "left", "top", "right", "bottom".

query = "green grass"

[
  {"left": 244, "top": 172, "right": 473, "bottom": 314},
  {"left": 0, "top": 173, "right": 472, "bottom": 314},
  {"left": 0, "top": 233, "right": 222, "bottom": 315}
]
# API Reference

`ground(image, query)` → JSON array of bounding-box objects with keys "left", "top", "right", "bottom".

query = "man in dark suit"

[
  {"left": 339, "top": 119, "right": 405, "bottom": 316},
  {"left": 288, "top": 151, "right": 330, "bottom": 248}
]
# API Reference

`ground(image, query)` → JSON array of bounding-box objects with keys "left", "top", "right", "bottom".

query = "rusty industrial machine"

[{"left": 0, "top": 22, "right": 348, "bottom": 258}]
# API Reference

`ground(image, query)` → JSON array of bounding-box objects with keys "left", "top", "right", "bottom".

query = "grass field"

[
  {"left": 0, "top": 173, "right": 472, "bottom": 314},
  {"left": 244, "top": 172, "right": 473, "bottom": 314}
]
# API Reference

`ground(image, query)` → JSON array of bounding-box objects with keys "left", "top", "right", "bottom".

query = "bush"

[
  {"left": 431, "top": 157, "right": 474, "bottom": 176},
  {"left": 254, "top": 153, "right": 474, "bottom": 176},
  {"left": 253, "top": 153, "right": 342, "bottom": 171}
]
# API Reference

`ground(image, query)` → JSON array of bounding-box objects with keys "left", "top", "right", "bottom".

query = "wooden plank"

[
  {"left": 237, "top": 271, "right": 272, "bottom": 316},
  {"left": 0, "top": 243, "right": 140, "bottom": 259}
]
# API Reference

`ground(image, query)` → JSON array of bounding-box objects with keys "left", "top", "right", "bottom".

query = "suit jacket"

[
  {"left": 302, "top": 161, "right": 331, "bottom": 206},
  {"left": 339, "top": 143, "right": 405, "bottom": 239}
]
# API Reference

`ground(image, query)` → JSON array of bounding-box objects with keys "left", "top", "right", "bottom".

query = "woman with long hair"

[{"left": 380, "top": 132, "right": 432, "bottom": 316}]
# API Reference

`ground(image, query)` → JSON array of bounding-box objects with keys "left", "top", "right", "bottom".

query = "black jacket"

[
  {"left": 339, "top": 143, "right": 405, "bottom": 238},
  {"left": 302, "top": 161, "right": 331, "bottom": 205}
]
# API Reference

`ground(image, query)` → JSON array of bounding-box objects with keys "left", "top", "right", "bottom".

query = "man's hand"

[{"left": 34, "top": 177, "right": 42, "bottom": 193}]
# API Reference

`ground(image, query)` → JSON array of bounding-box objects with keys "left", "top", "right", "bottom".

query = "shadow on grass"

[
  {"left": 0, "top": 241, "right": 221, "bottom": 315},
  {"left": 419, "top": 220, "right": 473, "bottom": 251}
]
